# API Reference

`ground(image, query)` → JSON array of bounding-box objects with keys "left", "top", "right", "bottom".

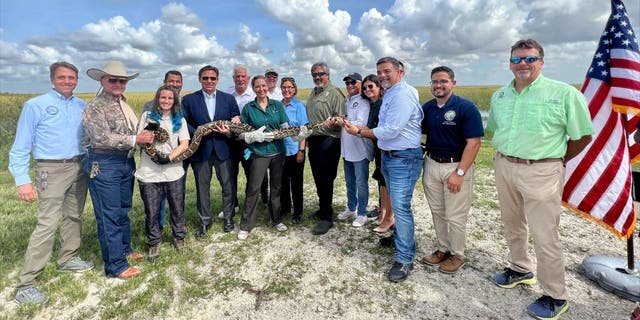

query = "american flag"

[{"left": 562, "top": 0, "right": 640, "bottom": 239}]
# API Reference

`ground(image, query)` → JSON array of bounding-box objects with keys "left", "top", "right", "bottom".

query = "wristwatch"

[
  {"left": 356, "top": 129, "right": 362, "bottom": 138},
  {"left": 456, "top": 168, "right": 465, "bottom": 176}
]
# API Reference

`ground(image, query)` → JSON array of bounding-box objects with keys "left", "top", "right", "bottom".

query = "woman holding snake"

[{"left": 135, "top": 85, "right": 190, "bottom": 260}]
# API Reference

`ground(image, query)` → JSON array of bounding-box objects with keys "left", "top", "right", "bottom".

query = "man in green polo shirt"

[{"left": 486, "top": 39, "right": 594, "bottom": 320}]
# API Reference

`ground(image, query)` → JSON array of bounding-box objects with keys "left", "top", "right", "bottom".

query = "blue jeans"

[
  {"left": 381, "top": 148, "right": 423, "bottom": 264},
  {"left": 85, "top": 152, "right": 135, "bottom": 277},
  {"left": 344, "top": 159, "right": 370, "bottom": 215}
]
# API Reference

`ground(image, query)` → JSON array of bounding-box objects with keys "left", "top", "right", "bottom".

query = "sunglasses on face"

[
  {"left": 364, "top": 84, "right": 376, "bottom": 90},
  {"left": 266, "top": 75, "right": 278, "bottom": 79},
  {"left": 201, "top": 76, "right": 218, "bottom": 81},
  {"left": 106, "top": 78, "right": 128, "bottom": 84},
  {"left": 344, "top": 80, "right": 357, "bottom": 86},
  {"left": 312, "top": 72, "right": 327, "bottom": 78},
  {"left": 509, "top": 56, "right": 542, "bottom": 64}
]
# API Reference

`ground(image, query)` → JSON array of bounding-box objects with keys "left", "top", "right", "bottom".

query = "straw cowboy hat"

[{"left": 87, "top": 61, "right": 139, "bottom": 81}]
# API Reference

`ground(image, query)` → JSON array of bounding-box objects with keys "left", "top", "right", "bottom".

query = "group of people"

[{"left": 9, "top": 38, "right": 595, "bottom": 320}]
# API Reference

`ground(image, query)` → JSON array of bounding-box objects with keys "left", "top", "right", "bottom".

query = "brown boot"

[
  {"left": 438, "top": 255, "right": 465, "bottom": 274},
  {"left": 174, "top": 238, "right": 185, "bottom": 253},
  {"left": 148, "top": 244, "right": 161, "bottom": 261},
  {"left": 421, "top": 250, "right": 450, "bottom": 266}
]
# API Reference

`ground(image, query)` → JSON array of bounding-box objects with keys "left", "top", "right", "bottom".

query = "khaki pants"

[
  {"left": 18, "top": 161, "right": 88, "bottom": 289},
  {"left": 422, "top": 157, "right": 474, "bottom": 257},
  {"left": 494, "top": 155, "right": 568, "bottom": 300}
]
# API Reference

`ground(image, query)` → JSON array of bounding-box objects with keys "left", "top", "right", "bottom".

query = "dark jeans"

[
  {"left": 307, "top": 135, "right": 341, "bottom": 221},
  {"left": 139, "top": 178, "right": 186, "bottom": 246},
  {"left": 240, "top": 153, "right": 284, "bottom": 231},
  {"left": 85, "top": 151, "right": 135, "bottom": 277},
  {"left": 230, "top": 140, "right": 268, "bottom": 208},
  {"left": 281, "top": 153, "right": 305, "bottom": 218},
  {"left": 190, "top": 155, "right": 234, "bottom": 227}
]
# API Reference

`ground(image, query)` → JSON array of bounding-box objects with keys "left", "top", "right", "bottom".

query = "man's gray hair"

[
  {"left": 49, "top": 61, "right": 79, "bottom": 79},
  {"left": 310, "top": 62, "right": 330, "bottom": 75},
  {"left": 376, "top": 57, "right": 401, "bottom": 69},
  {"left": 233, "top": 64, "right": 250, "bottom": 76}
]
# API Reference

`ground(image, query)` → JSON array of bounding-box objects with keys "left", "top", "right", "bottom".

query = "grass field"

[{"left": 0, "top": 87, "right": 500, "bottom": 319}]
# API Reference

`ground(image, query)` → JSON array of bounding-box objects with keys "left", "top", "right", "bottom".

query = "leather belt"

[
  {"left": 91, "top": 148, "right": 132, "bottom": 158},
  {"left": 427, "top": 153, "right": 461, "bottom": 163},
  {"left": 498, "top": 152, "right": 563, "bottom": 165},
  {"left": 381, "top": 147, "right": 421, "bottom": 157},
  {"left": 36, "top": 155, "right": 84, "bottom": 163}
]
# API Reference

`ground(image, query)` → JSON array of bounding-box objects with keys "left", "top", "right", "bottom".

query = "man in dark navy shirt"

[{"left": 420, "top": 66, "right": 483, "bottom": 274}]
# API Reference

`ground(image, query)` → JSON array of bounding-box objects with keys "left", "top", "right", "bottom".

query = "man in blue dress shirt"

[{"left": 9, "top": 62, "right": 94, "bottom": 304}]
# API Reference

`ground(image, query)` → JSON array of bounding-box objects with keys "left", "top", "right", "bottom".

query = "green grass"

[{"left": 0, "top": 88, "right": 499, "bottom": 319}]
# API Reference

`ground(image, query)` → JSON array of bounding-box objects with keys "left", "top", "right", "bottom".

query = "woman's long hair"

[
  {"left": 360, "top": 74, "right": 384, "bottom": 101},
  {"left": 148, "top": 85, "right": 183, "bottom": 132}
]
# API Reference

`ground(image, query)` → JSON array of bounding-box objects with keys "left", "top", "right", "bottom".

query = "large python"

[{"left": 144, "top": 120, "right": 327, "bottom": 163}]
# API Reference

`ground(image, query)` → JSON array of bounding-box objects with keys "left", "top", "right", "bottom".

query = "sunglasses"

[
  {"left": 312, "top": 72, "right": 327, "bottom": 78},
  {"left": 509, "top": 56, "right": 542, "bottom": 64},
  {"left": 266, "top": 75, "right": 278, "bottom": 79},
  {"left": 364, "top": 84, "right": 376, "bottom": 90},
  {"left": 430, "top": 79, "right": 450, "bottom": 85},
  {"left": 344, "top": 80, "right": 357, "bottom": 86},
  {"left": 106, "top": 78, "right": 128, "bottom": 84},
  {"left": 201, "top": 76, "right": 218, "bottom": 81}
]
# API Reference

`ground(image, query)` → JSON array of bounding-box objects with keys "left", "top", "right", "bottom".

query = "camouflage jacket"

[{"left": 82, "top": 92, "right": 138, "bottom": 151}]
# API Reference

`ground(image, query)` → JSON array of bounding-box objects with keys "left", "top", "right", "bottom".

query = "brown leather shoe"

[
  {"left": 117, "top": 266, "right": 142, "bottom": 279},
  {"left": 127, "top": 252, "right": 144, "bottom": 261},
  {"left": 421, "top": 250, "right": 450, "bottom": 266},
  {"left": 174, "top": 238, "right": 185, "bottom": 253},
  {"left": 148, "top": 244, "right": 160, "bottom": 261},
  {"left": 438, "top": 255, "right": 465, "bottom": 274}
]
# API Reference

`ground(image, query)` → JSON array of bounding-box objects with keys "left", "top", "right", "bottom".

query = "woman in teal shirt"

[{"left": 238, "top": 75, "right": 290, "bottom": 240}]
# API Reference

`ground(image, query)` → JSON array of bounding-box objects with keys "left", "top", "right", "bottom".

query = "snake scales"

[{"left": 144, "top": 120, "right": 325, "bottom": 163}]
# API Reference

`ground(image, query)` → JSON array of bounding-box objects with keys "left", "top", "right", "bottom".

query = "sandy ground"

[{"left": 1, "top": 166, "right": 638, "bottom": 319}]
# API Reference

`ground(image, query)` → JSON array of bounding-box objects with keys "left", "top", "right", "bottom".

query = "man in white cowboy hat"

[
  {"left": 9, "top": 61, "right": 93, "bottom": 305},
  {"left": 82, "top": 60, "right": 154, "bottom": 280}
]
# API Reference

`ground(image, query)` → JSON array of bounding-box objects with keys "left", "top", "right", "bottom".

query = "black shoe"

[
  {"left": 195, "top": 224, "right": 210, "bottom": 239},
  {"left": 312, "top": 220, "right": 333, "bottom": 235},
  {"left": 379, "top": 234, "right": 395, "bottom": 248},
  {"left": 309, "top": 210, "right": 322, "bottom": 220},
  {"left": 387, "top": 261, "right": 413, "bottom": 283},
  {"left": 292, "top": 215, "right": 302, "bottom": 225},
  {"left": 223, "top": 219, "right": 234, "bottom": 233},
  {"left": 366, "top": 208, "right": 380, "bottom": 219}
]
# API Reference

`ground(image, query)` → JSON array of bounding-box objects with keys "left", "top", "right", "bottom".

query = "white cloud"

[{"left": 160, "top": 2, "right": 204, "bottom": 28}]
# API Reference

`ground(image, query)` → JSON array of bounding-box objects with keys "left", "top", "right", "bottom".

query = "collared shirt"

[
  {"left": 487, "top": 74, "right": 594, "bottom": 160},
  {"left": 373, "top": 81, "right": 423, "bottom": 151},
  {"left": 268, "top": 87, "right": 284, "bottom": 101},
  {"left": 282, "top": 97, "right": 309, "bottom": 156},
  {"left": 306, "top": 82, "right": 346, "bottom": 138},
  {"left": 9, "top": 89, "right": 86, "bottom": 186},
  {"left": 226, "top": 86, "right": 256, "bottom": 112},
  {"left": 341, "top": 94, "right": 373, "bottom": 162},
  {"left": 422, "top": 94, "right": 484, "bottom": 159},
  {"left": 241, "top": 98, "right": 289, "bottom": 156},
  {"left": 135, "top": 111, "right": 190, "bottom": 183},
  {"left": 203, "top": 90, "right": 217, "bottom": 120},
  {"left": 82, "top": 92, "right": 138, "bottom": 151}
]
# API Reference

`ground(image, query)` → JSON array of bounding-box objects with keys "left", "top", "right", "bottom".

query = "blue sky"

[{"left": 0, "top": 0, "right": 638, "bottom": 93}]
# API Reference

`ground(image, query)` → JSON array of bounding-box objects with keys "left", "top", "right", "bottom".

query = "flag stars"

[
  {"left": 595, "top": 52, "right": 603, "bottom": 58},
  {"left": 597, "top": 60, "right": 606, "bottom": 67},
  {"left": 601, "top": 70, "right": 608, "bottom": 76},
  {"left": 613, "top": 13, "right": 620, "bottom": 20},
  {"left": 614, "top": 32, "right": 623, "bottom": 38},
  {"left": 622, "top": 39, "right": 631, "bottom": 46}
]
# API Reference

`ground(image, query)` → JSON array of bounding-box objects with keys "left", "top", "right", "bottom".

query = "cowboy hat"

[{"left": 87, "top": 61, "right": 139, "bottom": 81}]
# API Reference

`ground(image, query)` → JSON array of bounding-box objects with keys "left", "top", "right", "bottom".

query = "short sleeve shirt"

[{"left": 241, "top": 99, "right": 289, "bottom": 156}]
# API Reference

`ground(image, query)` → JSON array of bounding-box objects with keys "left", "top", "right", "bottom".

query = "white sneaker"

[
  {"left": 352, "top": 215, "right": 368, "bottom": 227},
  {"left": 238, "top": 230, "right": 249, "bottom": 240},
  {"left": 337, "top": 209, "right": 357, "bottom": 220},
  {"left": 275, "top": 223, "right": 288, "bottom": 232}
]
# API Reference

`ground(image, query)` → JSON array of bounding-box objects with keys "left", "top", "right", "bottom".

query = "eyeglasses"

[
  {"left": 364, "top": 84, "right": 376, "bottom": 90},
  {"left": 106, "top": 78, "right": 128, "bottom": 84},
  {"left": 201, "top": 76, "right": 218, "bottom": 81},
  {"left": 344, "top": 80, "right": 357, "bottom": 86},
  {"left": 312, "top": 72, "right": 327, "bottom": 78},
  {"left": 281, "top": 86, "right": 295, "bottom": 90},
  {"left": 430, "top": 79, "right": 450, "bottom": 85},
  {"left": 509, "top": 56, "right": 542, "bottom": 64}
]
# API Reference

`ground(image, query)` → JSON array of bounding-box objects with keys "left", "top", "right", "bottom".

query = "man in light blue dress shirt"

[
  {"left": 354, "top": 57, "right": 423, "bottom": 282},
  {"left": 9, "top": 62, "right": 94, "bottom": 304}
]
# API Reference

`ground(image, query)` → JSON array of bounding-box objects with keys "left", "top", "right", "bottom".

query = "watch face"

[{"left": 457, "top": 168, "right": 464, "bottom": 176}]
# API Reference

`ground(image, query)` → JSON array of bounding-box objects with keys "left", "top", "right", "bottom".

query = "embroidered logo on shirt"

[
  {"left": 352, "top": 102, "right": 358, "bottom": 109},
  {"left": 45, "top": 105, "right": 59, "bottom": 115},
  {"left": 498, "top": 91, "right": 505, "bottom": 98},
  {"left": 443, "top": 110, "right": 456, "bottom": 125},
  {"left": 546, "top": 98, "right": 561, "bottom": 104}
]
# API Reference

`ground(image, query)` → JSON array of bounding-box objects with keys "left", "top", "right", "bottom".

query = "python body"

[{"left": 144, "top": 120, "right": 325, "bottom": 163}]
